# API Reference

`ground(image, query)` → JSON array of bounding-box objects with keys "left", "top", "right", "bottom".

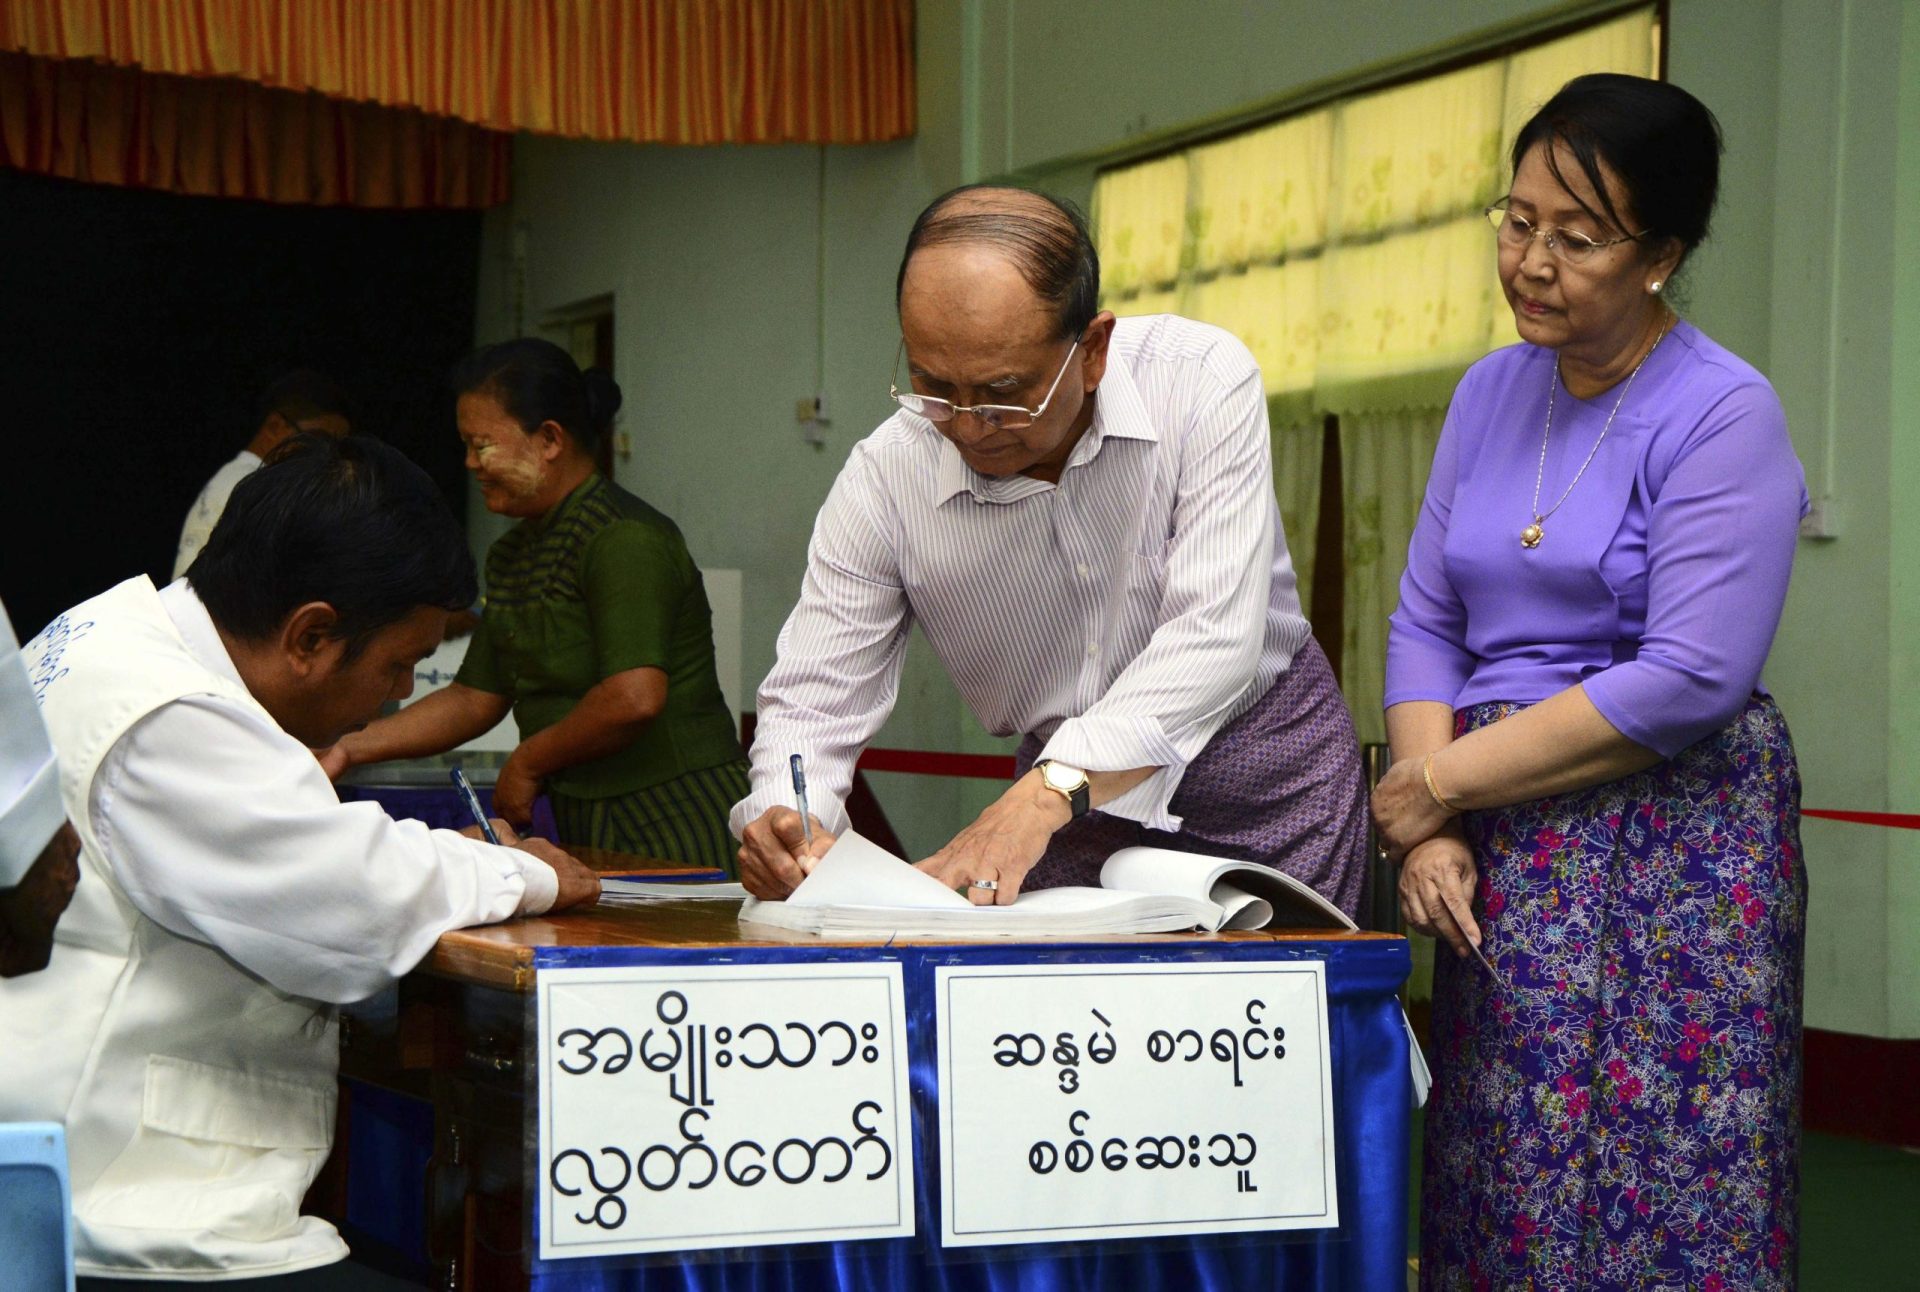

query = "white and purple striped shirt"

[{"left": 731, "top": 314, "right": 1310, "bottom": 838}]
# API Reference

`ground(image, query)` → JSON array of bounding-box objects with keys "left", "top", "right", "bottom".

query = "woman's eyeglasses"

[{"left": 1485, "top": 204, "right": 1646, "bottom": 265}]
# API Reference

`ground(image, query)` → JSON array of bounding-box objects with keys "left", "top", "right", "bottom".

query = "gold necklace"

[{"left": 1521, "top": 316, "right": 1672, "bottom": 549}]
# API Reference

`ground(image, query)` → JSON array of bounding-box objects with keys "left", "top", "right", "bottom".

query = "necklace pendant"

[{"left": 1521, "top": 521, "right": 1544, "bottom": 549}]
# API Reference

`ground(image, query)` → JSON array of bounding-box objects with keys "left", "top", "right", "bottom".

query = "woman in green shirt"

[{"left": 330, "top": 339, "right": 748, "bottom": 870}]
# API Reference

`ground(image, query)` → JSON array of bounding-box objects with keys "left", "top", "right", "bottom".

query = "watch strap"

[{"left": 1035, "top": 759, "right": 1090, "bottom": 819}]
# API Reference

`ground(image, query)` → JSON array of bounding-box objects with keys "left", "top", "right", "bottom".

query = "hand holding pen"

[
  {"left": 785, "top": 755, "right": 836, "bottom": 870},
  {"left": 733, "top": 758, "right": 836, "bottom": 901},
  {"left": 451, "top": 767, "right": 601, "bottom": 910}
]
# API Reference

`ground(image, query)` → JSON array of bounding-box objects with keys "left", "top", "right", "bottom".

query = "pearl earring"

[{"left": 1649, "top": 280, "right": 1665, "bottom": 295}]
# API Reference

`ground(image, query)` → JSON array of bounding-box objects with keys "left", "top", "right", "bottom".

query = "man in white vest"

[
  {"left": 1, "top": 433, "right": 599, "bottom": 1288},
  {"left": 0, "top": 594, "right": 79, "bottom": 977}
]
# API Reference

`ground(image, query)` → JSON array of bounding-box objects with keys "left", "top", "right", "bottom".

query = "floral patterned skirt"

[{"left": 1420, "top": 695, "right": 1806, "bottom": 1292}]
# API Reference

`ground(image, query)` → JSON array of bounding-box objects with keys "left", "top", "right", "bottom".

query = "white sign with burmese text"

[
  {"left": 536, "top": 962, "right": 914, "bottom": 1259},
  {"left": 935, "top": 961, "right": 1336, "bottom": 1247}
]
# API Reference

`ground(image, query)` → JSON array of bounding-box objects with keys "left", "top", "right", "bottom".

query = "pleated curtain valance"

[
  {"left": 0, "top": 0, "right": 913, "bottom": 207},
  {"left": 0, "top": 48, "right": 510, "bottom": 207},
  {"left": 0, "top": 0, "right": 917, "bottom": 146}
]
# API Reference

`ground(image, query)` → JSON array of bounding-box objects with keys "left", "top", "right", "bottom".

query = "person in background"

[
  {"left": 325, "top": 341, "right": 749, "bottom": 871},
  {"left": 0, "top": 596, "right": 79, "bottom": 977},
  {"left": 0, "top": 433, "right": 598, "bottom": 1288},
  {"left": 173, "top": 368, "right": 354, "bottom": 578},
  {"left": 735, "top": 186, "right": 1368, "bottom": 915},
  {"left": 1372, "top": 75, "right": 1807, "bottom": 1289}
]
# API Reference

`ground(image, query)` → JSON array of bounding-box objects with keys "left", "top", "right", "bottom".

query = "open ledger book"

[
  {"left": 737, "top": 830, "right": 1354, "bottom": 938},
  {"left": 736, "top": 831, "right": 1433, "bottom": 1108}
]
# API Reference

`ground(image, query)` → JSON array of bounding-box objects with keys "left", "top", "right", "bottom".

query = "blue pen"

[
  {"left": 789, "top": 754, "right": 815, "bottom": 849},
  {"left": 450, "top": 767, "right": 500, "bottom": 845}
]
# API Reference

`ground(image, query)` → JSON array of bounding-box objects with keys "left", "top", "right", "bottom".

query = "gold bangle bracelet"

[{"left": 1422, "top": 754, "right": 1462, "bottom": 814}]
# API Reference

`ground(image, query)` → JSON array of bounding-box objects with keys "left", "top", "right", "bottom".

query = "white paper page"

[
  {"left": 1102, "top": 847, "right": 1354, "bottom": 931},
  {"left": 990, "top": 886, "right": 1141, "bottom": 916},
  {"left": 1209, "top": 882, "right": 1270, "bottom": 930},
  {"left": 1098, "top": 847, "right": 1217, "bottom": 903},
  {"left": 597, "top": 879, "right": 747, "bottom": 902},
  {"left": 785, "top": 829, "right": 970, "bottom": 911},
  {"left": 739, "top": 888, "right": 1212, "bottom": 938},
  {"left": 735, "top": 895, "right": 814, "bottom": 930},
  {"left": 1403, "top": 1008, "right": 1432, "bottom": 1108}
]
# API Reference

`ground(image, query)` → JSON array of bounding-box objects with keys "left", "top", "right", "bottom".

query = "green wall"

[
  {"left": 1887, "top": 0, "right": 1920, "bottom": 1036},
  {"left": 475, "top": 0, "right": 1919, "bottom": 1036}
]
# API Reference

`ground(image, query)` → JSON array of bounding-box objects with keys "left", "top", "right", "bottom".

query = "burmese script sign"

[
  {"left": 536, "top": 962, "right": 914, "bottom": 1259},
  {"left": 935, "top": 961, "right": 1337, "bottom": 1248}
]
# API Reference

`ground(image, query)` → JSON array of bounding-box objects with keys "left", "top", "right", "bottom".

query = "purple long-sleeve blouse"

[{"left": 1385, "top": 320, "right": 1808, "bottom": 758}]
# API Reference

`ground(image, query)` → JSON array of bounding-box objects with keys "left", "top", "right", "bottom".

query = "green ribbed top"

[{"left": 456, "top": 474, "right": 742, "bottom": 797}]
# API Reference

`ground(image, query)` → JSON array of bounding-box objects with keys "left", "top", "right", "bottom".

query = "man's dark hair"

[
  {"left": 449, "top": 338, "right": 623, "bottom": 456},
  {"left": 189, "top": 433, "right": 476, "bottom": 658},
  {"left": 255, "top": 368, "right": 355, "bottom": 430},
  {"left": 1513, "top": 73, "right": 1723, "bottom": 272},
  {"left": 895, "top": 185, "right": 1101, "bottom": 340}
]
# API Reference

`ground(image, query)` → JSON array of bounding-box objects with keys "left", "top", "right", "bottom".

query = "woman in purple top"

[{"left": 1372, "top": 76, "right": 1808, "bottom": 1290}]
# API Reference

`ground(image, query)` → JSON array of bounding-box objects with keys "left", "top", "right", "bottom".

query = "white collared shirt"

[
  {"left": 173, "top": 449, "right": 263, "bottom": 579},
  {"left": 732, "top": 314, "right": 1309, "bottom": 838},
  {"left": 85, "top": 580, "right": 557, "bottom": 1004},
  {"left": 0, "top": 599, "right": 63, "bottom": 888}
]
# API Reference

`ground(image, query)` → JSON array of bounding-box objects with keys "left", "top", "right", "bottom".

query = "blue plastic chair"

[{"left": 0, "top": 1122, "right": 74, "bottom": 1292}]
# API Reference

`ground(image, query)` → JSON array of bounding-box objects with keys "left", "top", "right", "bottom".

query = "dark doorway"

[{"left": 0, "top": 168, "right": 482, "bottom": 638}]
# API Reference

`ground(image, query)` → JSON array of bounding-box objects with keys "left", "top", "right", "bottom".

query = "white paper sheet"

[{"left": 785, "top": 830, "right": 969, "bottom": 911}]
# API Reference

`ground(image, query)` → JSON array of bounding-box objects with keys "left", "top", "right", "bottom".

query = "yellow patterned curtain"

[
  {"left": 1093, "top": 154, "right": 1188, "bottom": 304},
  {"left": 1092, "top": 9, "right": 1659, "bottom": 738},
  {"left": 1314, "top": 62, "right": 1506, "bottom": 410},
  {"left": 0, "top": 0, "right": 916, "bottom": 145},
  {"left": 1093, "top": 8, "right": 1659, "bottom": 404}
]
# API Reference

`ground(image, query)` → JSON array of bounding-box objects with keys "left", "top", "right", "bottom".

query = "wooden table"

[{"left": 427, "top": 894, "right": 1401, "bottom": 992}]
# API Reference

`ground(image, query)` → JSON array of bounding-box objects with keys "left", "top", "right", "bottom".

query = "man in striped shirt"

[{"left": 733, "top": 186, "right": 1367, "bottom": 915}]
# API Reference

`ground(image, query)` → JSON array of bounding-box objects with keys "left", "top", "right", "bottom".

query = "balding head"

[
  {"left": 891, "top": 187, "right": 1116, "bottom": 484},
  {"left": 895, "top": 186, "right": 1100, "bottom": 341}
]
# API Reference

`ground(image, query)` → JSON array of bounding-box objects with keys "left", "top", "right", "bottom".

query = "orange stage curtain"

[
  {"left": 0, "top": 49, "right": 509, "bottom": 206},
  {"left": 0, "top": 0, "right": 916, "bottom": 145}
]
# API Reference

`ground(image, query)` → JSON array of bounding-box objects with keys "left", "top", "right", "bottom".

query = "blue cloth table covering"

[
  {"left": 339, "top": 784, "right": 560, "bottom": 843},
  {"left": 525, "top": 936, "right": 1411, "bottom": 1292}
]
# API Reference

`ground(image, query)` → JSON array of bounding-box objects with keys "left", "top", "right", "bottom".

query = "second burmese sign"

[{"left": 934, "top": 960, "right": 1337, "bottom": 1248}]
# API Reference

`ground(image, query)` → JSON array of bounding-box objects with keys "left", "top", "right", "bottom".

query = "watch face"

[{"left": 1043, "top": 762, "right": 1083, "bottom": 791}]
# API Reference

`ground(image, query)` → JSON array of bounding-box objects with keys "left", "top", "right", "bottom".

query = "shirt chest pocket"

[{"left": 80, "top": 1055, "right": 336, "bottom": 1243}]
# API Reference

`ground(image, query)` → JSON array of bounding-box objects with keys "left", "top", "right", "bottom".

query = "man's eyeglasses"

[
  {"left": 889, "top": 338, "right": 1081, "bottom": 432},
  {"left": 1485, "top": 204, "right": 1646, "bottom": 266}
]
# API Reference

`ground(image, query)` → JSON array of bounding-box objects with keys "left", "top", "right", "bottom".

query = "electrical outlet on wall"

[{"left": 795, "top": 391, "right": 829, "bottom": 446}]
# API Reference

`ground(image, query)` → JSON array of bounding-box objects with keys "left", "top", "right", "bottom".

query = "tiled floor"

[{"left": 1405, "top": 1111, "right": 1920, "bottom": 1287}]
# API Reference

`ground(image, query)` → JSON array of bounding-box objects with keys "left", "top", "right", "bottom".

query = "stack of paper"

[
  {"left": 598, "top": 879, "right": 748, "bottom": 903},
  {"left": 736, "top": 831, "right": 1349, "bottom": 939}
]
